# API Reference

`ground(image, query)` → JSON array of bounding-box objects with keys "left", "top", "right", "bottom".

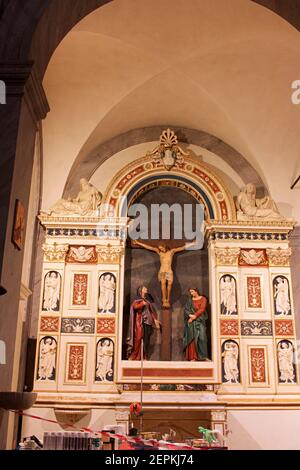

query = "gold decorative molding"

[
  {"left": 42, "top": 243, "right": 69, "bottom": 262},
  {"left": 96, "top": 245, "right": 124, "bottom": 264},
  {"left": 103, "top": 154, "right": 237, "bottom": 221},
  {"left": 266, "top": 247, "right": 292, "bottom": 266},
  {"left": 215, "top": 247, "right": 240, "bottom": 266}
]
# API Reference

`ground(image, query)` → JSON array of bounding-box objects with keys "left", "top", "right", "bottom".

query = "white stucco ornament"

[
  {"left": 147, "top": 128, "right": 190, "bottom": 171},
  {"left": 43, "top": 178, "right": 102, "bottom": 217}
]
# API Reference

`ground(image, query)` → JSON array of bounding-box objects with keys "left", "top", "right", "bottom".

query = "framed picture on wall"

[{"left": 12, "top": 199, "right": 26, "bottom": 250}]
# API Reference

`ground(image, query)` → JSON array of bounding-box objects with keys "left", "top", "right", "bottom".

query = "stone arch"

[
  {"left": 1, "top": 1, "right": 299, "bottom": 72},
  {"left": 63, "top": 126, "right": 266, "bottom": 199},
  {"left": 103, "top": 154, "right": 236, "bottom": 221}
]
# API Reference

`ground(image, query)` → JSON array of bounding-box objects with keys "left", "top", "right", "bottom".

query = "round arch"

[
  {"left": 63, "top": 126, "right": 266, "bottom": 199},
  {"left": 103, "top": 154, "right": 237, "bottom": 221},
  {"left": 1, "top": 1, "right": 299, "bottom": 71}
]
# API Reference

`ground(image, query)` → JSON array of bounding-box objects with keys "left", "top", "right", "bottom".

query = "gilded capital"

[
  {"left": 96, "top": 245, "right": 124, "bottom": 264},
  {"left": 42, "top": 243, "right": 69, "bottom": 262},
  {"left": 266, "top": 247, "right": 292, "bottom": 266},
  {"left": 215, "top": 247, "right": 240, "bottom": 266}
]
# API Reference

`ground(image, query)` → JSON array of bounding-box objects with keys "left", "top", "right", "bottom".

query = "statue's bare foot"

[{"left": 162, "top": 300, "right": 171, "bottom": 308}]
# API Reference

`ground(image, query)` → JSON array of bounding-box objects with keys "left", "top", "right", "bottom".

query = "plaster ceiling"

[{"left": 42, "top": 0, "right": 300, "bottom": 218}]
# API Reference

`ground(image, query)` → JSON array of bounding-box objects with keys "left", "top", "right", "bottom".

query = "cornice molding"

[{"left": 0, "top": 62, "right": 49, "bottom": 121}]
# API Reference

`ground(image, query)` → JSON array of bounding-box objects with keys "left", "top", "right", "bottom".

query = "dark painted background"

[{"left": 122, "top": 187, "right": 210, "bottom": 361}]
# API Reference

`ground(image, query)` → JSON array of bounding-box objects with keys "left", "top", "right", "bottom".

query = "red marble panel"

[
  {"left": 247, "top": 276, "right": 262, "bottom": 309},
  {"left": 123, "top": 368, "right": 214, "bottom": 378},
  {"left": 220, "top": 319, "right": 239, "bottom": 336},
  {"left": 72, "top": 274, "right": 88, "bottom": 306},
  {"left": 67, "top": 345, "right": 85, "bottom": 381},
  {"left": 275, "top": 320, "right": 294, "bottom": 337},
  {"left": 250, "top": 347, "right": 266, "bottom": 383},
  {"left": 97, "top": 318, "right": 116, "bottom": 335},
  {"left": 40, "top": 316, "right": 59, "bottom": 333}
]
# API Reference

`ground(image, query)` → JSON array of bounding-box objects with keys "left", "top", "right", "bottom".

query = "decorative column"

[
  {"left": 206, "top": 220, "right": 300, "bottom": 399},
  {"left": 211, "top": 409, "right": 228, "bottom": 446},
  {"left": 34, "top": 216, "right": 127, "bottom": 399},
  {"left": 0, "top": 64, "right": 49, "bottom": 450},
  {"left": 115, "top": 410, "right": 130, "bottom": 435},
  {"left": 289, "top": 227, "right": 300, "bottom": 341}
]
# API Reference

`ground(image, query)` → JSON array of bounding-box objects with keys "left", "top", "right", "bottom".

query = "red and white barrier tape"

[{"left": 7, "top": 409, "right": 195, "bottom": 450}]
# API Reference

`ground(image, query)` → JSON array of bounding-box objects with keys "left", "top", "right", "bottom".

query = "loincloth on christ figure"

[{"left": 158, "top": 270, "right": 174, "bottom": 282}]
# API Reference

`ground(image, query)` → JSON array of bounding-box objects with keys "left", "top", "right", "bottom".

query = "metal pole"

[
  {"left": 291, "top": 175, "right": 300, "bottom": 190},
  {"left": 140, "top": 338, "right": 144, "bottom": 434}
]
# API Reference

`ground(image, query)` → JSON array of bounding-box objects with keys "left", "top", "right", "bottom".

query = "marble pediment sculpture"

[
  {"left": 43, "top": 178, "right": 102, "bottom": 217},
  {"left": 236, "top": 183, "right": 284, "bottom": 221}
]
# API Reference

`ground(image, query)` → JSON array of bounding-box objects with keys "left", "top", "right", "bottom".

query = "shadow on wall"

[
  {"left": 228, "top": 410, "right": 300, "bottom": 450},
  {"left": 227, "top": 413, "right": 262, "bottom": 450},
  {"left": 277, "top": 203, "right": 294, "bottom": 218}
]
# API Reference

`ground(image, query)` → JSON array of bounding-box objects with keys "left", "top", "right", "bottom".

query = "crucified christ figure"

[{"left": 132, "top": 240, "right": 196, "bottom": 308}]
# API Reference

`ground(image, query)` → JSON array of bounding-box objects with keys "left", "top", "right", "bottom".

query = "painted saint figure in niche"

[
  {"left": 220, "top": 275, "right": 237, "bottom": 315},
  {"left": 132, "top": 240, "right": 197, "bottom": 308},
  {"left": 222, "top": 340, "right": 239, "bottom": 383},
  {"left": 98, "top": 273, "right": 116, "bottom": 314},
  {"left": 95, "top": 338, "right": 114, "bottom": 382},
  {"left": 183, "top": 288, "right": 208, "bottom": 361},
  {"left": 42, "top": 271, "right": 61, "bottom": 312},
  {"left": 37, "top": 337, "right": 57, "bottom": 380},
  {"left": 274, "top": 276, "right": 291, "bottom": 315},
  {"left": 126, "top": 286, "right": 161, "bottom": 361},
  {"left": 277, "top": 340, "right": 295, "bottom": 383}
]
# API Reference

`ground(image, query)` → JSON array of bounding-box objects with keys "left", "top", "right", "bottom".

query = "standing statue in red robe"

[{"left": 126, "top": 286, "right": 161, "bottom": 360}]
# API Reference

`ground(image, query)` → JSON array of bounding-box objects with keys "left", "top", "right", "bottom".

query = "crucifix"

[
  {"left": 132, "top": 240, "right": 196, "bottom": 308},
  {"left": 132, "top": 239, "right": 197, "bottom": 360}
]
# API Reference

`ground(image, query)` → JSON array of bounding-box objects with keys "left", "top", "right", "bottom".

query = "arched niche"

[
  {"left": 122, "top": 184, "right": 211, "bottom": 362},
  {"left": 64, "top": 127, "right": 266, "bottom": 200},
  {"left": 116, "top": 151, "right": 234, "bottom": 362}
]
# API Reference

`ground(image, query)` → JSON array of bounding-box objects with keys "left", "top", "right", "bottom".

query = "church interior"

[{"left": 1, "top": 0, "right": 300, "bottom": 451}]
